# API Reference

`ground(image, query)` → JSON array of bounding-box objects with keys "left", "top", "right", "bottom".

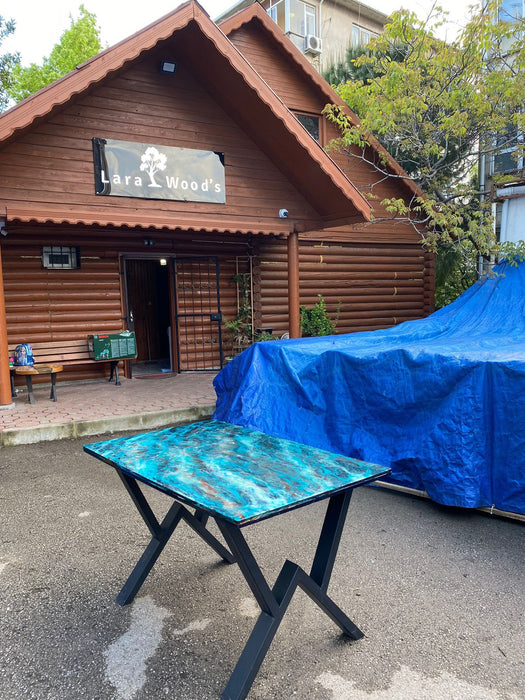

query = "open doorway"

[{"left": 125, "top": 259, "right": 172, "bottom": 376}]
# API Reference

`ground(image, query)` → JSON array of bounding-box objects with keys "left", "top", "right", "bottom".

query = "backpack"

[{"left": 14, "top": 343, "right": 34, "bottom": 366}]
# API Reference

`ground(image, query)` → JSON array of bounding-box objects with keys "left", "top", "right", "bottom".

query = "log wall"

[
  {"left": 3, "top": 224, "right": 253, "bottom": 380},
  {"left": 257, "top": 239, "right": 433, "bottom": 336}
]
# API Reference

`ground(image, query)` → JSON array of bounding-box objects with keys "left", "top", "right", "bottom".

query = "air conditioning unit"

[{"left": 304, "top": 34, "right": 322, "bottom": 55}]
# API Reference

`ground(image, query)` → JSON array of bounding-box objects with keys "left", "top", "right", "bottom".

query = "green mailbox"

[{"left": 88, "top": 331, "right": 137, "bottom": 361}]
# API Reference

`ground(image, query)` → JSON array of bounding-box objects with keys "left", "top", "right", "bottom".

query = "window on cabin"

[
  {"left": 42, "top": 246, "right": 80, "bottom": 269},
  {"left": 294, "top": 113, "right": 320, "bottom": 142}
]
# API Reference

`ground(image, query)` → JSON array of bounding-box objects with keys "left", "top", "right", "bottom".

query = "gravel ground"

[{"left": 1, "top": 435, "right": 523, "bottom": 700}]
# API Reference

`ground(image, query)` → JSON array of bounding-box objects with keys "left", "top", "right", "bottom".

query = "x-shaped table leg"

[
  {"left": 115, "top": 470, "right": 235, "bottom": 606},
  {"left": 216, "top": 490, "right": 363, "bottom": 700}
]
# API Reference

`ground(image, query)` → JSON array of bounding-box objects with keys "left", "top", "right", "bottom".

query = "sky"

[{"left": 2, "top": 0, "right": 479, "bottom": 65}]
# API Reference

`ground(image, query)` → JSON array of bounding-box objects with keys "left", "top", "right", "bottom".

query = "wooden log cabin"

[{"left": 0, "top": 1, "right": 433, "bottom": 406}]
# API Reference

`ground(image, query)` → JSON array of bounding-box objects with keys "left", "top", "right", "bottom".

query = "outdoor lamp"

[{"left": 160, "top": 60, "right": 177, "bottom": 74}]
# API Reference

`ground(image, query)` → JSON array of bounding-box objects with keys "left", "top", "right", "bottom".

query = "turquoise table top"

[{"left": 84, "top": 420, "right": 390, "bottom": 526}]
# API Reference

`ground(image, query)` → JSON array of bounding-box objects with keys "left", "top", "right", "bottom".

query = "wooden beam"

[
  {"left": 0, "top": 242, "right": 13, "bottom": 406},
  {"left": 288, "top": 231, "right": 300, "bottom": 338},
  {"left": 375, "top": 481, "right": 525, "bottom": 523}
]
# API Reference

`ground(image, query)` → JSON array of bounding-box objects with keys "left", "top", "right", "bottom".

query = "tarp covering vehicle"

[{"left": 214, "top": 260, "right": 525, "bottom": 515}]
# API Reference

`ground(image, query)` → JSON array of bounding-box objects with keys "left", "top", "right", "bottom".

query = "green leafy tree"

[
  {"left": 0, "top": 16, "right": 20, "bottom": 111},
  {"left": 7, "top": 5, "right": 103, "bottom": 103},
  {"left": 324, "top": 1, "right": 525, "bottom": 297},
  {"left": 434, "top": 244, "right": 478, "bottom": 309}
]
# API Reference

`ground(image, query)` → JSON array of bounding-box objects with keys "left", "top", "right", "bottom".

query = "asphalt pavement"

[{"left": 1, "top": 434, "right": 524, "bottom": 699}]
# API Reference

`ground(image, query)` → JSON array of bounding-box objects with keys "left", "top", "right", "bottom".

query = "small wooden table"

[
  {"left": 84, "top": 420, "right": 390, "bottom": 700},
  {"left": 12, "top": 363, "right": 63, "bottom": 404}
]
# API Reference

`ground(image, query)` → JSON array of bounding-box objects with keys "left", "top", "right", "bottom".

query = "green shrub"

[
  {"left": 254, "top": 331, "right": 276, "bottom": 342},
  {"left": 300, "top": 295, "right": 338, "bottom": 337}
]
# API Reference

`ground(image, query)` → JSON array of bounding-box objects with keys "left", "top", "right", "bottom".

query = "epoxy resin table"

[{"left": 84, "top": 420, "right": 390, "bottom": 700}]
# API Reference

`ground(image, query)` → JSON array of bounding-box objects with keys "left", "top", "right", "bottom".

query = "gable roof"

[
  {"left": 0, "top": 1, "right": 370, "bottom": 232},
  {"left": 219, "top": 2, "right": 423, "bottom": 204}
]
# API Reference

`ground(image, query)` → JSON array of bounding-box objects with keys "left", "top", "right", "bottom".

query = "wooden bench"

[{"left": 8, "top": 339, "right": 122, "bottom": 404}]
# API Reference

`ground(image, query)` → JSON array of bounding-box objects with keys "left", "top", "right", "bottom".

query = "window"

[
  {"left": 294, "top": 113, "right": 320, "bottom": 142},
  {"left": 493, "top": 124, "right": 523, "bottom": 174},
  {"left": 304, "top": 3, "right": 316, "bottom": 36},
  {"left": 42, "top": 246, "right": 80, "bottom": 269},
  {"left": 268, "top": 0, "right": 286, "bottom": 31},
  {"left": 351, "top": 24, "right": 377, "bottom": 47},
  {"left": 269, "top": 0, "right": 317, "bottom": 37}
]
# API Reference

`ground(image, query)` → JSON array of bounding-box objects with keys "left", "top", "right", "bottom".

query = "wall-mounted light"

[
  {"left": 0, "top": 217, "right": 7, "bottom": 237},
  {"left": 143, "top": 238, "right": 154, "bottom": 246},
  {"left": 160, "top": 60, "right": 177, "bottom": 75},
  {"left": 159, "top": 258, "right": 167, "bottom": 266}
]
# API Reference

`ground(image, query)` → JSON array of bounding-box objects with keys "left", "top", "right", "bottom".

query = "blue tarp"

[{"left": 214, "top": 260, "right": 525, "bottom": 515}]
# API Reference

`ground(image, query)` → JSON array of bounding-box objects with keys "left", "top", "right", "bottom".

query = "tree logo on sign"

[{"left": 140, "top": 147, "right": 167, "bottom": 188}]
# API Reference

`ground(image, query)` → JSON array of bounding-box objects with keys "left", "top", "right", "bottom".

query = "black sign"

[{"left": 93, "top": 138, "right": 225, "bottom": 204}]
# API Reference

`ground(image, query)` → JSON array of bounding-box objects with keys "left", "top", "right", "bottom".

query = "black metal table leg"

[
  {"left": 115, "top": 471, "right": 234, "bottom": 606},
  {"left": 310, "top": 490, "right": 353, "bottom": 591},
  {"left": 216, "top": 490, "right": 362, "bottom": 700}
]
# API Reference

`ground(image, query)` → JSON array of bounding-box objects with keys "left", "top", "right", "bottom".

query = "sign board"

[
  {"left": 92, "top": 138, "right": 225, "bottom": 203},
  {"left": 88, "top": 332, "right": 137, "bottom": 361}
]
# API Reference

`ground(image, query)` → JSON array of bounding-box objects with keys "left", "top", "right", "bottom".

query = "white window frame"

[
  {"left": 268, "top": 0, "right": 317, "bottom": 38},
  {"left": 351, "top": 23, "right": 377, "bottom": 47},
  {"left": 268, "top": 0, "right": 290, "bottom": 33},
  {"left": 304, "top": 3, "right": 317, "bottom": 37}
]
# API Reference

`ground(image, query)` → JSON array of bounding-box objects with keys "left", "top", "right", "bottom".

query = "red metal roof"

[{"left": 0, "top": 1, "right": 371, "bottom": 233}]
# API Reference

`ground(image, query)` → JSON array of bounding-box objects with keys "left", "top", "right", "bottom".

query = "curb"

[{"left": 0, "top": 404, "right": 215, "bottom": 447}]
